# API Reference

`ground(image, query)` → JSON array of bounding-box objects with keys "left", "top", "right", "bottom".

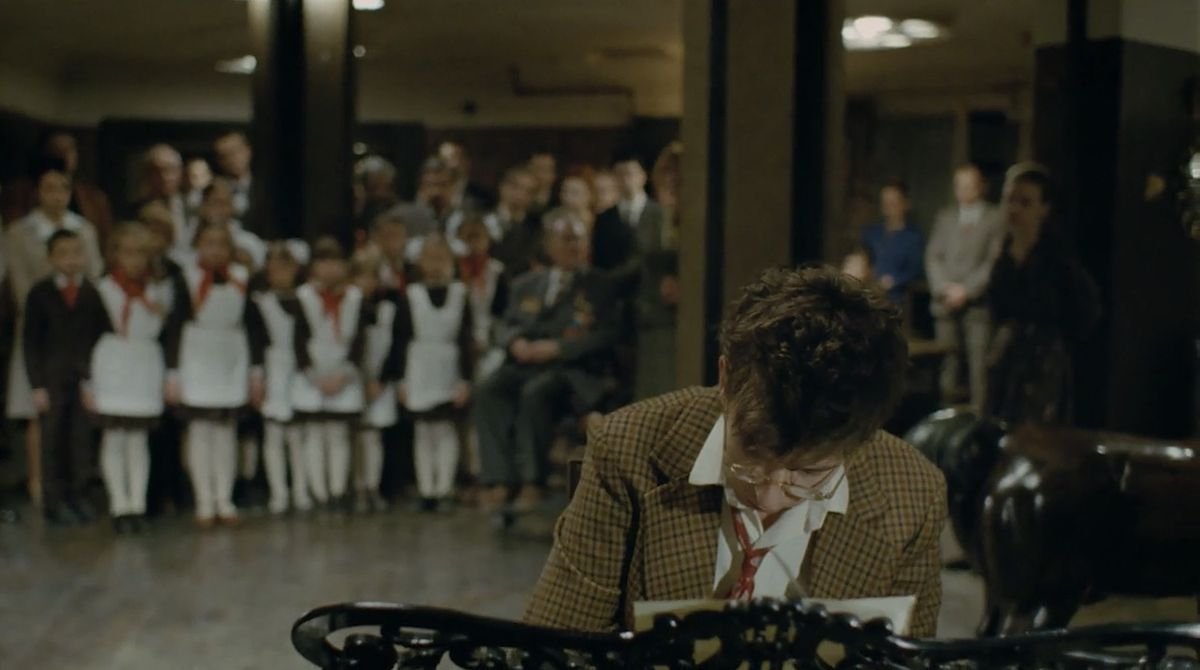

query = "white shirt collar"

[
  {"left": 959, "top": 201, "right": 985, "bottom": 225},
  {"left": 54, "top": 273, "right": 83, "bottom": 288},
  {"left": 620, "top": 192, "right": 648, "bottom": 225}
]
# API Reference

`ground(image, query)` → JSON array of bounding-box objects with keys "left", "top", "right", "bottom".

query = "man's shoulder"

[
  {"left": 860, "top": 430, "right": 946, "bottom": 504},
  {"left": 511, "top": 269, "right": 546, "bottom": 294},
  {"left": 588, "top": 387, "right": 719, "bottom": 475}
]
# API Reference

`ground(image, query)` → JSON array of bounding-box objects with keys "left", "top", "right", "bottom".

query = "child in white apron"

[
  {"left": 254, "top": 242, "right": 308, "bottom": 514},
  {"left": 397, "top": 234, "right": 474, "bottom": 511},
  {"left": 165, "top": 221, "right": 267, "bottom": 528},
  {"left": 350, "top": 251, "right": 398, "bottom": 513},
  {"left": 291, "top": 237, "right": 371, "bottom": 509},
  {"left": 88, "top": 223, "right": 177, "bottom": 534}
]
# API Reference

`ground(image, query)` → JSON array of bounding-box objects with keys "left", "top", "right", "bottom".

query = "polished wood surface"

[{"left": 1, "top": 499, "right": 1192, "bottom": 667}]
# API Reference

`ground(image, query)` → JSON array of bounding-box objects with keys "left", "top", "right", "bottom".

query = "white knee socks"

[
  {"left": 304, "top": 420, "right": 351, "bottom": 503},
  {"left": 413, "top": 420, "right": 459, "bottom": 499},
  {"left": 186, "top": 419, "right": 238, "bottom": 520},
  {"left": 100, "top": 427, "right": 150, "bottom": 516}
]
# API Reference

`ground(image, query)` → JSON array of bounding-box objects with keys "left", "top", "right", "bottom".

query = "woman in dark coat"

[{"left": 985, "top": 165, "right": 1099, "bottom": 425}]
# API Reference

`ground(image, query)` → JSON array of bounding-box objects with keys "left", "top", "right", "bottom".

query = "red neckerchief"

[
  {"left": 317, "top": 285, "right": 346, "bottom": 341},
  {"left": 111, "top": 268, "right": 158, "bottom": 334},
  {"left": 458, "top": 254, "right": 489, "bottom": 289},
  {"left": 728, "top": 511, "right": 773, "bottom": 601},
  {"left": 194, "top": 263, "right": 244, "bottom": 312}
]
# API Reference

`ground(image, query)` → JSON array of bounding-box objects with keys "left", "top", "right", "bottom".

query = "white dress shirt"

[
  {"left": 618, "top": 192, "right": 648, "bottom": 227},
  {"left": 545, "top": 268, "right": 573, "bottom": 305},
  {"left": 957, "top": 201, "right": 985, "bottom": 227},
  {"left": 688, "top": 415, "right": 849, "bottom": 599}
]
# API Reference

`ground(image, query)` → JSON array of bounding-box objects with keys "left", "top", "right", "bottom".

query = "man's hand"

[
  {"left": 248, "top": 376, "right": 266, "bottom": 408},
  {"left": 396, "top": 384, "right": 408, "bottom": 406},
  {"left": 81, "top": 386, "right": 97, "bottom": 413},
  {"left": 32, "top": 389, "right": 49, "bottom": 414},
  {"left": 879, "top": 274, "right": 896, "bottom": 291},
  {"left": 660, "top": 275, "right": 681, "bottom": 305},
  {"left": 452, "top": 381, "right": 471, "bottom": 408},
  {"left": 527, "top": 340, "right": 562, "bottom": 364},
  {"left": 943, "top": 283, "right": 968, "bottom": 311},
  {"left": 164, "top": 377, "right": 182, "bottom": 405},
  {"left": 367, "top": 381, "right": 384, "bottom": 402},
  {"left": 318, "top": 372, "right": 348, "bottom": 397},
  {"left": 510, "top": 337, "right": 533, "bottom": 364}
]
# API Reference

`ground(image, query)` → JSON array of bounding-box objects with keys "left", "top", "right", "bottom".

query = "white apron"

[
  {"left": 91, "top": 276, "right": 173, "bottom": 417},
  {"left": 363, "top": 300, "right": 398, "bottom": 428},
  {"left": 403, "top": 283, "right": 466, "bottom": 413},
  {"left": 290, "top": 283, "right": 365, "bottom": 414},
  {"left": 255, "top": 292, "right": 297, "bottom": 423},
  {"left": 179, "top": 265, "right": 251, "bottom": 409}
]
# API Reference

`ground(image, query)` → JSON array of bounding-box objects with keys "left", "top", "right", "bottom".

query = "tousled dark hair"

[
  {"left": 719, "top": 266, "right": 907, "bottom": 461},
  {"left": 46, "top": 228, "right": 81, "bottom": 254}
]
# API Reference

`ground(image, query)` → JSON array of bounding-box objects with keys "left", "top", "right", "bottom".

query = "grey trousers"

[
  {"left": 934, "top": 306, "right": 991, "bottom": 410},
  {"left": 473, "top": 364, "right": 569, "bottom": 487}
]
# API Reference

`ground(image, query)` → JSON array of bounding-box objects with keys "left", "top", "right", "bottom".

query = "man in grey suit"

[
  {"left": 926, "top": 164, "right": 1006, "bottom": 409},
  {"left": 474, "top": 211, "right": 618, "bottom": 514}
]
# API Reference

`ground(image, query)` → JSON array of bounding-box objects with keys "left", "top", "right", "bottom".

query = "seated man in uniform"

[
  {"left": 474, "top": 211, "right": 618, "bottom": 514},
  {"left": 525, "top": 266, "right": 946, "bottom": 638}
]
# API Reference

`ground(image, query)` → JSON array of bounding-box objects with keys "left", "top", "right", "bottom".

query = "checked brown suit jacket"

[{"left": 524, "top": 386, "right": 947, "bottom": 638}]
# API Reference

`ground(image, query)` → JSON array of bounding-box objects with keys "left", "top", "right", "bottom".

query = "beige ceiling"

[{"left": 0, "top": 0, "right": 1035, "bottom": 112}]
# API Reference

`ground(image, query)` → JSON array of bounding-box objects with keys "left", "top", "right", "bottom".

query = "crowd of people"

[
  {"left": 0, "top": 130, "right": 683, "bottom": 532},
  {"left": 847, "top": 162, "right": 1100, "bottom": 425},
  {"left": 0, "top": 127, "right": 1099, "bottom": 535}
]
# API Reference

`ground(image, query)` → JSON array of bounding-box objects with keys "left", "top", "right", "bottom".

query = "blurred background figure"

[
  {"left": 353, "top": 155, "right": 400, "bottom": 237},
  {"left": 212, "top": 132, "right": 253, "bottom": 222},
  {"left": 1, "top": 131, "right": 114, "bottom": 245},
  {"left": 861, "top": 178, "right": 924, "bottom": 307},
  {"left": 438, "top": 141, "right": 494, "bottom": 212},
  {"left": 985, "top": 164, "right": 1099, "bottom": 425},
  {"left": 926, "top": 164, "right": 1006, "bottom": 410},
  {"left": 526, "top": 152, "right": 558, "bottom": 217},
  {"left": 589, "top": 170, "right": 620, "bottom": 217},
  {"left": 183, "top": 157, "right": 213, "bottom": 220}
]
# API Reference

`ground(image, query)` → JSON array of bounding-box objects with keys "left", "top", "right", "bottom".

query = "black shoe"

[
  {"left": 419, "top": 497, "right": 438, "bottom": 513},
  {"left": 353, "top": 492, "right": 371, "bottom": 515},
  {"left": 45, "top": 504, "right": 80, "bottom": 526},
  {"left": 132, "top": 515, "right": 149, "bottom": 534},
  {"left": 112, "top": 515, "right": 130, "bottom": 534},
  {"left": 70, "top": 499, "right": 98, "bottom": 524}
]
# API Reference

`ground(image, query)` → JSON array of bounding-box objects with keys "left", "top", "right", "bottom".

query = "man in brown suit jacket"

[{"left": 525, "top": 267, "right": 947, "bottom": 638}]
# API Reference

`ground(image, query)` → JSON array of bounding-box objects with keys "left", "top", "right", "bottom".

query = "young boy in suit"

[{"left": 24, "top": 229, "right": 112, "bottom": 525}]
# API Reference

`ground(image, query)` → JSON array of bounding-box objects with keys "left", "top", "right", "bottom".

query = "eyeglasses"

[{"left": 724, "top": 462, "right": 845, "bottom": 501}]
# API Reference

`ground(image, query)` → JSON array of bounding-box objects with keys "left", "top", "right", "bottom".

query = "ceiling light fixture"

[
  {"left": 216, "top": 54, "right": 257, "bottom": 74},
  {"left": 842, "top": 15, "right": 946, "bottom": 51},
  {"left": 353, "top": 0, "right": 384, "bottom": 10},
  {"left": 353, "top": 45, "right": 367, "bottom": 58}
]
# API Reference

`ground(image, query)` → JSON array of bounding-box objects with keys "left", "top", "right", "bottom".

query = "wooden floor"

[{"left": 1, "top": 504, "right": 1194, "bottom": 668}]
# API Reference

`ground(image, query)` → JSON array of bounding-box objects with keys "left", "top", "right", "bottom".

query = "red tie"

[
  {"left": 728, "top": 510, "right": 773, "bottom": 601},
  {"left": 61, "top": 277, "right": 79, "bottom": 309},
  {"left": 318, "top": 288, "right": 345, "bottom": 340}
]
